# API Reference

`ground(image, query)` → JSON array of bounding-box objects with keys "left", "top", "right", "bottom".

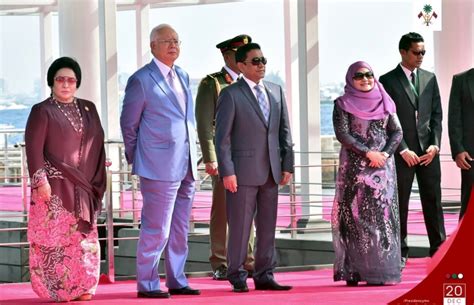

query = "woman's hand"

[
  {"left": 366, "top": 151, "right": 387, "bottom": 168},
  {"left": 33, "top": 182, "right": 52, "bottom": 202}
]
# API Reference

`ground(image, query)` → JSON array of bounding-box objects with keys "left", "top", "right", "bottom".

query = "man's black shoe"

[
  {"left": 213, "top": 266, "right": 227, "bottom": 280},
  {"left": 137, "top": 290, "right": 171, "bottom": 298},
  {"left": 232, "top": 282, "right": 249, "bottom": 293},
  {"left": 168, "top": 286, "right": 201, "bottom": 295},
  {"left": 254, "top": 280, "right": 292, "bottom": 291}
]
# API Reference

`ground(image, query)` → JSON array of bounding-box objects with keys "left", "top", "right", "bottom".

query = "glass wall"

[{"left": 319, "top": 0, "right": 434, "bottom": 135}]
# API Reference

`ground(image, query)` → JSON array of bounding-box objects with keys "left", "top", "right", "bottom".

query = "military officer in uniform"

[{"left": 195, "top": 34, "right": 255, "bottom": 280}]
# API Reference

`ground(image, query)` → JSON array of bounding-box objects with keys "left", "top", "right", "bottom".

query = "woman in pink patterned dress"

[{"left": 25, "top": 57, "right": 106, "bottom": 302}]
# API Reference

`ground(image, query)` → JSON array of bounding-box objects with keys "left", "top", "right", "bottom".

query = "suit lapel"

[
  {"left": 417, "top": 68, "right": 428, "bottom": 97},
  {"left": 264, "top": 81, "right": 278, "bottom": 127},
  {"left": 395, "top": 65, "right": 417, "bottom": 109},
  {"left": 147, "top": 61, "right": 183, "bottom": 115},
  {"left": 468, "top": 69, "right": 474, "bottom": 103},
  {"left": 175, "top": 68, "right": 191, "bottom": 116},
  {"left": 237, "top": 79, "right": 268, "bottom": 127}
]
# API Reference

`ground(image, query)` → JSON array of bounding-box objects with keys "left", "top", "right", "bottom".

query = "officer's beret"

[{"left": 216, "top": 34, "right": 252, "bottom": 53}]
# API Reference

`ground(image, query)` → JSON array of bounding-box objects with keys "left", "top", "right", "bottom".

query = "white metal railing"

[{"left": 0, "top": 139, "right": 462, "bottom": 283}]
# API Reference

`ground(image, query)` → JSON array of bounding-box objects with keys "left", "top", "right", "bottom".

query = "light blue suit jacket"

[{"left": 120, "top": 60, "right": 197, "bottom": 181}]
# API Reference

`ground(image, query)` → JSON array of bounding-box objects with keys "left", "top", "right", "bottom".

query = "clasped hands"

[
  {"left": 223, "top": 172, "right": 292, "bottom": 193},
  {"left": 366, "top": 151, "right": 388, "bottom": 168},
  {"left": 401, "top": 145, "right": 438, "bottom": 167}
]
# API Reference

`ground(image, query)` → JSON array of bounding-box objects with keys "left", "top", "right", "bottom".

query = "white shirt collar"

[
  {"left": 241, "top": 75, "right": 264, "bottom": 90},
  {"left": 153, "top": 57, "right": 175, "bottom": 78},
  {"left": 399, "top": 63, "right": 417, "bottom": 79}
]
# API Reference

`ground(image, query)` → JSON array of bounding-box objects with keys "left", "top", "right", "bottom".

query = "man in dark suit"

[
  {"left": 195, "top": 34, "right": 255, "bottom": 281},
  {"left": 215, "top": 43, "right": 294, "bottom": 292},
  {"left": 448, "top": 68, "right": 474, "bottom": 219},
  {"left": 379, "top": 32, "right": 445, "bottom": 269}
]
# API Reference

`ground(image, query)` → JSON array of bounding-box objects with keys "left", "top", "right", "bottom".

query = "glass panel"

[
  {"left": 148, "top": 0, "right": 286, "bottom": 100},
  {"left": 0, "top": 15, "right": 41, "bottom": 145}
]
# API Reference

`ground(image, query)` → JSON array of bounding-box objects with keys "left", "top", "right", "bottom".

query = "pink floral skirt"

[{"left": 28, "top": 196, "right": 100, "bottom": 302}]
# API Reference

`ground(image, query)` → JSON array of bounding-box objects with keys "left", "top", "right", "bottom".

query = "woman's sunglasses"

[{"left": 353, "top": 71, "right": 374, "bottom": 80}]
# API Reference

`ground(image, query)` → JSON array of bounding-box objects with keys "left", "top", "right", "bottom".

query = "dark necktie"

[
  {"left": 411, "top": 72, "right": 419, "bottom": 110},
  {"left": 411, "top": 72, "right": 418, "bottom": 94}
]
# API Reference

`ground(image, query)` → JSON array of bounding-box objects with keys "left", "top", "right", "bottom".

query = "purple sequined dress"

[{"left": 332, "top": 103, "right": 403, "bottom": 284}]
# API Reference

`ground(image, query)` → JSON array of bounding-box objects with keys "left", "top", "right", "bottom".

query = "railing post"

[
  {"left": 4, "top": 134, "right": 9, "bottom": 183},
  {"left": 105, "top": 158, "right": 115, "bottom": 283},
  {"left": 19, "top": 143, "right": 28, "bottom": 220},
  {"left": 118, "top": 145, "right": 124, "bottom": 218},
  {"left": 289, "top": 174, "right": 297, "bottom": 239}
]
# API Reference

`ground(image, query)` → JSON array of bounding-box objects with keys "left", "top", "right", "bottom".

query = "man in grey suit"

[
  {"left": 448, "top": 68, "right": 474, "bottom": 219},
  {"left": 380, "top": 32, "right": 445, "bottom": 270},
  {"left": 215, "top": 42, "right": 294, "bottom": 293},
  {"left": 120, "top": 24, "right": 200, "bottom": 298}
]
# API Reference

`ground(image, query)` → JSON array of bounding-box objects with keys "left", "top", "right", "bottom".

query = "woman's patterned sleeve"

[
  {"left": 333, "top": 103, "right": 370, "bottom": 156},
  {"left": 31, "top": 168, "right": 48, "bottom": 189},
  {"left": 382, "top": 113, "right": 403, "bottom": 156}
]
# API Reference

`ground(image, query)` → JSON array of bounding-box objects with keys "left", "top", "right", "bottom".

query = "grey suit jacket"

[
  {"left": 380, "top": 65, "right": 443, "bottom": 153},
  {"left": 215, "top": 78, "right": 294, "bottom": 186},
  {"left": 448, "top": 68, "right": 474, "bottom": 160}
]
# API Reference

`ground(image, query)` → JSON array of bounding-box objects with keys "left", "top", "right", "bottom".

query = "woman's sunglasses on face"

[
  {"left": 54, "top": 76, "right": 77, "bottom": 85},
  {"left": 353, "top": 71, "right": 374, "bottom": 81}
]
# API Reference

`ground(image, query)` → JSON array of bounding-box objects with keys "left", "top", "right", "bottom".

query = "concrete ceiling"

[{"left": 0, "top": 0, "right": 242, "bottom": 15}]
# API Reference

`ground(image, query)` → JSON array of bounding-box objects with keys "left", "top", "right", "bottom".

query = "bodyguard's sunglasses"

[
  {"left": 244, "top": 57, "right": 267, "bottom": 66},
  {"left": 410, "top": 49, "right": 426, "bottom": 56},
  {"left": 353, "top": 71, "right": 374, "bottom": 80}
]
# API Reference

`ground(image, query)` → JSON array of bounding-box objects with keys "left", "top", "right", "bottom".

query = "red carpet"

[{"left": 0, "top": 258, "right": 428, "bottom": 305}]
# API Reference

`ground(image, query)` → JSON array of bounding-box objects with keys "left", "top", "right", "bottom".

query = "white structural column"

[
  {"left": 58, "top": 0, "right": 101, "bottom": 110},
  {"left": 98, "top": 0, "right": 122, "bottom": 211},
  {"left": 284, "top": 0, "right": 323, "bottom": 228},
  {"left": 135, "top": 3, "right": 150, "bottom": 68},
  {"left": 434, "top": 0, "right": 474, "bottom": 202},
  {"left": 39, "top": 10, "right": 53, "bottom": 98},
  {"left": 98, "top": 0, "right": 119, "bottom": 140}
]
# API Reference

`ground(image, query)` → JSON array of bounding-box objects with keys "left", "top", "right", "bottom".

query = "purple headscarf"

[{"left": 336, "top": 61, "right": 396, "bottom": 120}]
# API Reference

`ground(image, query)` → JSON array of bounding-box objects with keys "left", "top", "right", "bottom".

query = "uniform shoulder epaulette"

[{"left": 207, "top": 71, "right": 225, "bottom": 79}]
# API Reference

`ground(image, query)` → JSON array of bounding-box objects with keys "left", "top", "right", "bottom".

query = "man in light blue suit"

[{"left": 120, "top": 24, "right": 200, "bottom": 299}]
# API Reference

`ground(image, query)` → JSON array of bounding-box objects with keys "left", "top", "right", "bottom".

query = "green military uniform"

[{"left": 195, "top": 61, "right": 255, "bottom": 275}]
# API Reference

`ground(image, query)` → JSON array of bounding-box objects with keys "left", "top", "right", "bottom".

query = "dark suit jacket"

[
  {"left": 215, "top": 78, "right": 294, "bottom": 186},
  {"left": 380, "top": 65, "right": 442, "bottom": 153},
  {"left": 448, "top": 68, "right": 474, "bottom": 160}
]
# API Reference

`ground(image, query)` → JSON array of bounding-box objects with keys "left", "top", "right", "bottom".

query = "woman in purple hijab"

[
  {"left": 25, "top": 57, "right": 106, "bottom": 301},
  {"left": 332, "top": 61, "right": 403, "bottom": 286}
]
